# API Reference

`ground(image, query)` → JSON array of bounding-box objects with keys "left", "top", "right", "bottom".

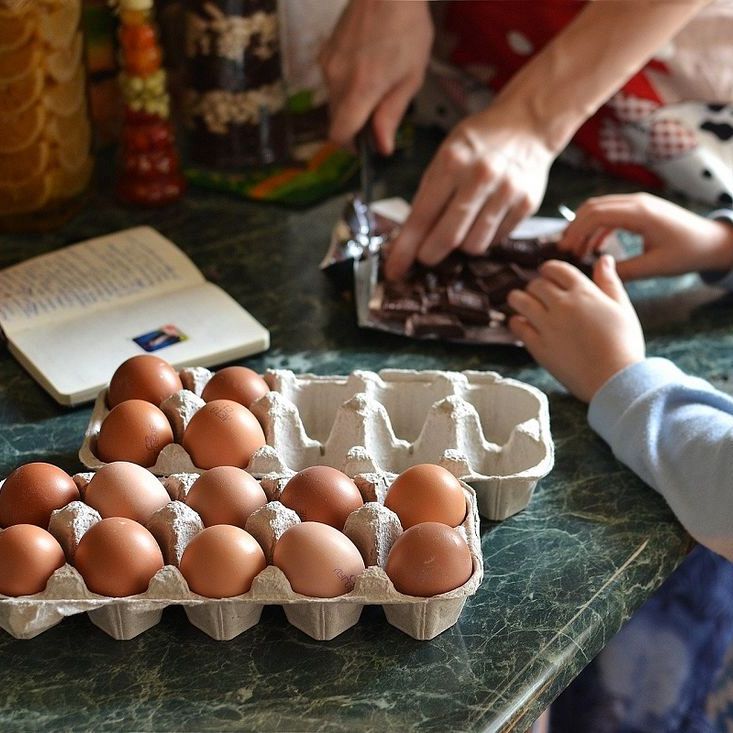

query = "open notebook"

[{"left": 0, "top": 227, "right": 270, "bottom": 406}]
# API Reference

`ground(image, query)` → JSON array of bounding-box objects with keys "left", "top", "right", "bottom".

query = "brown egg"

[
  {"left": 0, "top": 462, "right": 79, "bottom": 529},
  {"left": 74, "top": 517, "right": 164, "bottom": 597},
  {"left": 201, "top": 366, "right": 270, "bottom": 408},
  {"left": 107, "top": 354, "right": 183, "bottom": 408},
  {"left": 180, "top": 525, "right": 266, "bottom": 598},
  {"left": 0, "top": 525, "right": 66, "bottom": 596},
  {"left": 96, "top": 399, "right": 174, "bottom": 467},
  {"left": 273, "top": 522, "right": 365, "bottom": 598},
  {"left": 385, "top": 522, "right": 473, "bottom": 597},
  {"left": 85, "top": 462, "right": 170, "bottom": 523},
  {"left": 384, "top": 464, "right": 466, "bottom": 529},
  {"left": 186, "top": 466, "right": 267, "bottom": 528},
  {"left": 279, "top": 466, "right": 363, "bottom": 529},
  {"left": 182, "top": 399, "right": 266, "bottom": 470}
]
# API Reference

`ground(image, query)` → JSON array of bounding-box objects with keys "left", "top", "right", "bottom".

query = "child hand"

[
  {"left": 507, "top": 256, "right": 645, "bottom": 402},
  {"left": 558, "top": 193, "right": 733, "bottom": 281}
]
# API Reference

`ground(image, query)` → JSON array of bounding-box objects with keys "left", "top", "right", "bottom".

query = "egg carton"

[
  {"left": 80, "top": 368, "right": 554, "bottom": 520},
  {"left": 0, "top": 459, "right": 482, "bottom": 642}
]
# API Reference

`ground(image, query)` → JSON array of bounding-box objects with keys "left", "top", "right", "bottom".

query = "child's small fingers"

[
  {"left": 506, "top": 288, "right": 546, "bottom": 325},
  {"left": 614, "top": 253, "right": 662, "bottom": 282},
  {"left": 583, "top": 227, "right": 613, "bottom": 258},
  {"left": 561, "top": 199, "right": 646, "bottom": 253},
  {"left": 525, "top": 275, "right": 566, "bottom": 307},
  {"left": 538, "top": 259, "right": 585, "bottom": 289},
  {"left": 508, "top": 314, "right": 540, "bottom": 345}
]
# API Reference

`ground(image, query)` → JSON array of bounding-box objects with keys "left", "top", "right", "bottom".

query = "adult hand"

[
  {"left": 558, "top": 193, "right": 733, "bottom": 280},
  {"left": 384, "top": 107, "right": 554, "bottom": 281},
  {"left": 318, "top": 0, "right": 433, "bottom": 156},
  {"left": 507, "top": 257, "right": 645, "bottom": 402}
]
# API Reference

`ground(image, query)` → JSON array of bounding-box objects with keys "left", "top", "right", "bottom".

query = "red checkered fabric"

[{"left": 647, "top": 118, "right": 698, "bottom": 161}]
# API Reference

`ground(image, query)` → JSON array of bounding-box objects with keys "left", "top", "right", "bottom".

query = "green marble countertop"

[{"left": 0, "top": 131, "right": 724, "bottom": 732}]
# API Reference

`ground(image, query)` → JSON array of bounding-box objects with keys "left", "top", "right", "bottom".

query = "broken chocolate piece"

[
  {"left": 432, "top": 252, "right": 465, "bottom": 282},
  {"left": 508, "top": 263, "right": 538, "bottom": 284},
  {"left": 405, "top": 313, "right": 465, "bottom": 339},
  {"left": 479, "top": 266, "right": 525, "bottom": 302},
  {"left": 372, "top": 283, "right": 423, "bottom": 320},
  {"left": 422, "top": 288, "right": 444, "bottom": 312},
  {"left": 491, "top": 237, "right": 543, "bottom": 268},
  {"left": 445, "top": 285, "right": 491, "bottom": 324},
  {"left": 466, "top": 258, "right": 506, "bottom": 280}
]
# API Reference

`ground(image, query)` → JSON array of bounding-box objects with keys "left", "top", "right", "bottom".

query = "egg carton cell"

[
  {"left": 80, "top": 368, "right": 554, "bottom": 520},
  {"left": 0, "top": 465, "right": 482, "bottom": 642}
]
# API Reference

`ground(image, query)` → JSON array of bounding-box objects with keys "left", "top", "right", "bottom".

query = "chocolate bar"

[{"left": 368, "top": 234, "right": 595, "bottom": 341}]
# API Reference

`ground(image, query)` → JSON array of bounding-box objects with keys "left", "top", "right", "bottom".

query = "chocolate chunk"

[
  {"left": 445, "top": 285, "right": 491, "bottom": 324},
  {"left": 432, "top": 253, "right": 465, "bottom": 281},
  {"left": 384, "top": 280, "right": 423, "bottom": 301},
  {"left": 405, "top": 313, "right": 465, "bottom": 339},
  {"left": 536, "top": 241, "right": 563, "bottom": 261},
  {"left": 491, "top": 237, "right": 543, "bottom": 268},
  {"left": 466, "top": 258, "right": 505, "bottom": 279},
  {"left": 478, "top": 266, "right": 525, "bottom": 302},
  {"left": 379, "top": 282, "right": 423, "bottom": 319},
  {"left": 422, "top": 287, "right": 445, "bottom": 312},
  {"left": 537, "top": 243, "right": 596, "bottom": 275},
  {"left": 422, "top": 271, "right": 441, "bottom": 293},
  {"left": 508, "top": 263, "right": 538, "bottom": 284}
]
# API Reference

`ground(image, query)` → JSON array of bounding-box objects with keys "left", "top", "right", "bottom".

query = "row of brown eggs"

[
  {"left": 98, "top": 355, "right": 271, "bottom": 468},
  {"left": 0, "top": 461, "right": 473, "bottom": 601},
  {"left": 107, "top": 354, "right": 270, "bottom": 410}
]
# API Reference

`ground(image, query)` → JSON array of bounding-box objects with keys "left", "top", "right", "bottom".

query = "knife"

[{"left": 355, "top": 124, "right": 376, "bottom": 247}]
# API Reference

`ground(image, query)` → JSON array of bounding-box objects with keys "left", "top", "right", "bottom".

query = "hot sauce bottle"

[{"left": 114, "top": 0, "right": 185, "bottom": 206}]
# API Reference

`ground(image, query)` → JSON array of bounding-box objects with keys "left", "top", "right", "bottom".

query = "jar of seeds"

[{"left": 184, "top": 0, "right": 289, "bottom": 170}]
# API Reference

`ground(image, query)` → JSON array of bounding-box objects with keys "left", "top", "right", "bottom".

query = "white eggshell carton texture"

[
  {"left": 0, "top": 463, "right": 483, "bottom": 642},
  {"left": 80, "top": 367, "right": 554, "bottom": 521}
]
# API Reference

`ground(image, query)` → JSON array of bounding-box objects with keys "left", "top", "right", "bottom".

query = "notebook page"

[{"left": 0, "top": 227, "right": 204, "bottom": 337}]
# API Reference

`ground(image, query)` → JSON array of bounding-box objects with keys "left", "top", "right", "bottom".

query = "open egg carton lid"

[
  {"left": 80, "top": 367, "right": 554, "bottom": 521},
  {"left": 0, "top": 460, "right": 482, "bottom": 642}
]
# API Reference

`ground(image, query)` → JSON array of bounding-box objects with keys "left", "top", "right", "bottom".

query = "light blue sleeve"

[{"left": 588, "top": 357, "right": 733, "bottom": 560}]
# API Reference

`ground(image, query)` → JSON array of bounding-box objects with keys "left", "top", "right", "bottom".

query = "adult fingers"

[
  {"left": 372, "top": 75, "right": 422, "bottom": 156},
  {"left": 492, "top": 194, "right": 534, "bottom": 245},
  {"left": 384, "top": 162, "right": 456, "bottom": 280},
  {"left": 460, "top": 179, "right": 514, "bottom": 256},
  {"left": 415, "top": 168, "right": 496, "bottom": 267},
  {"left": 328, "top": 69, "right": 388, "bottom": 147}
]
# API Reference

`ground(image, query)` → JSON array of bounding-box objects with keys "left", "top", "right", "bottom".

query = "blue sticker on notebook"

[{"left": 133, "top": 325, "right": 187, "bottom": 352}]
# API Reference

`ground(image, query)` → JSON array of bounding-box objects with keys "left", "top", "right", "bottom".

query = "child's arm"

[
  {"left": 508, "top": 257, "right": 733, "bottom": 561},
  {"left": 558, "top": 193, "right": 733, "bottom": 282}
]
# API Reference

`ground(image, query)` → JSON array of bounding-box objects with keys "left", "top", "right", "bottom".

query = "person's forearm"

[
  {"left": 589, "top": 358, "right": 733, "bottom": 561},
  {"left": 495, "top": 0, "right": 712, "bottom": 153}
]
